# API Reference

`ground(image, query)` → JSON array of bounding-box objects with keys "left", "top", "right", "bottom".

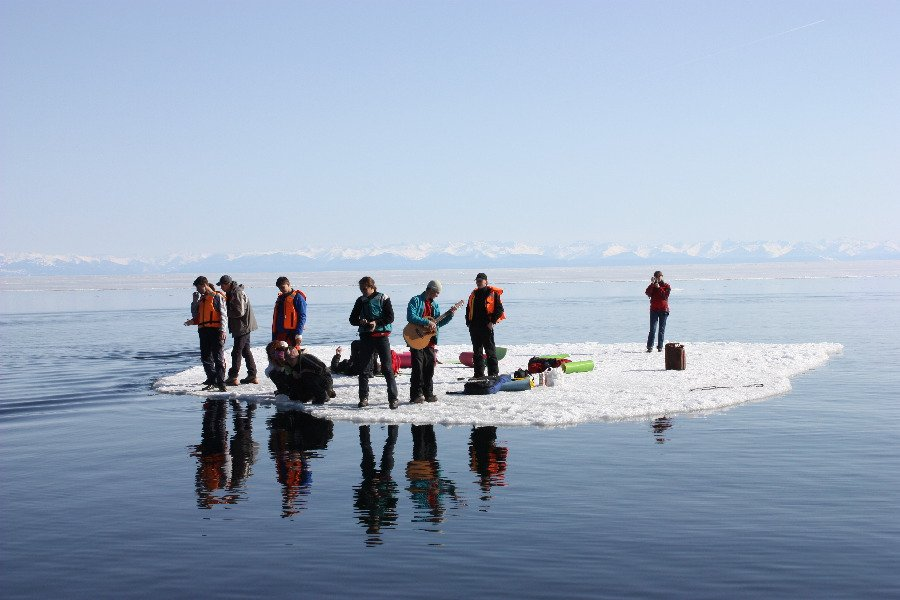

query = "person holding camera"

[
  {"left": 645, "top": 270, "right": 671, "bottom": 352},
  {"left": 349, "top": 276, "right": 399, "bottom": 409}
]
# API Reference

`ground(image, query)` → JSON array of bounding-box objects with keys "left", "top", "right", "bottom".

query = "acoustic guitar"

[{"left": 402, "top": 300, "right": 464, "bottom": 350}]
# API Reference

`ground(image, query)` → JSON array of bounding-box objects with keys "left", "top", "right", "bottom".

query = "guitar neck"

[{"left": 434, "top": 300, "right": 463, "bottom": 325}]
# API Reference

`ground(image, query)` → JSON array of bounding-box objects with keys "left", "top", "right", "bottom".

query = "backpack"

[
  {"left": 463, "top": 374, "right": 511, "bottom": 395},
  {"left": 527, "top": 356, "right": 571, "bottom": 373}
]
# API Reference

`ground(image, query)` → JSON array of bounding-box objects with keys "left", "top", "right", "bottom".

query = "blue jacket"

[
  {"left": 273, "top": 290, "right": 307, "bottom": 339},
  {"left": 407, "top": 292, "right": 453, "bottom": 344}
]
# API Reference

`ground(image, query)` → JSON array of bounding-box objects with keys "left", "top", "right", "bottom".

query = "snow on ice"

[{"left": 153, "top": 342, "right": 842, "bottom": 427}]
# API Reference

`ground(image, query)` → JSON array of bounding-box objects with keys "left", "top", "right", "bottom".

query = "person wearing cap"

[
  {"left": 184, "top": 276, "right": 228, "bottom": 391},
  {"left": 217, "top": 275, "right": 259, "bottom": 386},
  {"left": 465, "top": 273, "right": 505, "bottom": 378},
  {"left": 349, "top": 276, "right": 400, "bottom": 409},
  {"left": 406, "top": 280, "right": 456, "bottom": 404},
  {"left": 272, "top": 276, "right": 307, "bottom": 347}
]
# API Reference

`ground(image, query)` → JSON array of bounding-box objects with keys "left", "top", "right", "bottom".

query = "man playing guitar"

[{"left": 405, "top": 280, "right": 459, "bottom": 404}]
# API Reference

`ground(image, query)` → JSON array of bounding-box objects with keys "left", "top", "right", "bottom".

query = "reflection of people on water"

[
  {"left": 190, "top": 399, "right": 239, "bottom": 508},
  {"left": 405, "top": 425, "right": 462, "bottom": 524},
  {"left": 229, "top": 400, "right": 259, "bottom": 489},
  {"left": 354, "top": 425, "right": 399, "bottom": 545},
  {"left": 468, "top": 426, "right": 508, "bottom": 506},
  {"left": 652, "top": 416, "right": 673, "bottom": 444},
  {"left": 268, "top": 409, "right": 334, "bottom": 518}
]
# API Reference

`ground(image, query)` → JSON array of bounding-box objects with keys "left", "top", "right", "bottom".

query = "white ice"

[{"left": 152, "top": 342, "right": 842, "bottom": 427}]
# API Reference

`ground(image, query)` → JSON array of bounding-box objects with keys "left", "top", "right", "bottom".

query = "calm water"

[{"left": 1, "top": 265, "right": 899, "bottom": 598}]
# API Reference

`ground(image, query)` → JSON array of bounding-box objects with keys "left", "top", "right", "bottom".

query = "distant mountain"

[{"left": 1, "top": 240, "right": 898, "bottom": 276}]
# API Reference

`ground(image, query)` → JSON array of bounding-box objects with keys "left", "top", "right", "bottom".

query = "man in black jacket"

[
  {"left": 465, "top": 273, "right": 505, "bottom": 378},
  {"left": 350, "top": 276, "right": 399, "bottom": 409}
]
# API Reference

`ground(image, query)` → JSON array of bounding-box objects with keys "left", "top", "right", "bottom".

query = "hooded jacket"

[{"left": 226, "top": 283, "right": 258, "bottom": 336}]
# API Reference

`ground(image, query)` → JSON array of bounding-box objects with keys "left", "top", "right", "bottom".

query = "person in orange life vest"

[
  {"left": 406, "top": 280, "right": 457, "bottom": 404},
  {"left": 469, "top": 426, "right": 508, "bottom": 501},
  {"left": 272, "top": 276, "right": 307, "bottom": 347},
  {"left": 184, "top": 276, "right": 228, "bottom": 391},
  {"left": 350, "top": 276, "right": 399, "bottom": 410},
  {"left": 465, "top": 272, "right": 505, "bottom": 378},
  {"left": 645, "top": 270, "right": 671, "bottom": 352}
]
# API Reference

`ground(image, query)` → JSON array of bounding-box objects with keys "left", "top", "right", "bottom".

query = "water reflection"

[
  {"left": 230, "top": 400, "right": 259, "bottom": 487},
  {"left": 190, "top": 399, "right": 259, "bottom": 508},
  {"left": 405, "top": 425, "right": 463, "bottom": 529},
  {"left": 353, "top": 425, "right": 399, "bottom": 546},
  {"left": 267, "top": 409, "right": 334, "bottom": 518},
  {"left": 652, "top": 417, "right": 673, "bottom": 444},
  {"left": 468, "top": 426, "right": 508, "bottom": 509}
]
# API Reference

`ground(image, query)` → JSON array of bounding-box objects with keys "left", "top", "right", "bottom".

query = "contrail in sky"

[{"left": 637, "top": 19, "right": 826, "bottom": 79}]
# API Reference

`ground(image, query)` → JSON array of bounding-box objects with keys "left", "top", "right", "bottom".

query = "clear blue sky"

[{"left": 1, "top": 0, "right": 897, "bottom": 256}]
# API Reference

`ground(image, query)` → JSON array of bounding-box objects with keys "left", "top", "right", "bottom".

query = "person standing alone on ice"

[
  {"left": 645, "top": 270, "right": 671, "bottom": 352},
  {"left": 184, "top": 276, "right": 228, "bottom": 391},
  {"left": 272, "top": 276, "right": 307, "bottom": 348},
  {"left": 465, "top": 272, "right": 505, "bottom": 378},
  {"left": 218, "top": 275, "right": 259, "bottom": 386}
]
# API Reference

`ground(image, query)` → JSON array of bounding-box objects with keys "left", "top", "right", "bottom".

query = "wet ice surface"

[{"left": 154, "top": 342, "right": 843, "bottom": 426}]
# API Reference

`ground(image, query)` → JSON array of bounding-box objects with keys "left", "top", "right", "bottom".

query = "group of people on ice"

[
  {"left": 184, "top": 272, "right": 507, "bottom": 409},
  {"left": 184, "top": 269, "right": 670, "bottom": 408}
]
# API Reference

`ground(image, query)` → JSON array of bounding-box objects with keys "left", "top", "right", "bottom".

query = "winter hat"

[{"left": 426, "top": 280, "right": 443, "bottom": 293}]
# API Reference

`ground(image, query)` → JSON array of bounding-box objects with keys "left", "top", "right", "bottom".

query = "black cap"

[
  {"left": 476, "top": 272, "right": 488, "bottom": 281},
  {"left": 192, "top": 276, "right": 208, "bottom": 286},
  {"left": 217, "top": 275, "right": 233, "bottom": 286}
]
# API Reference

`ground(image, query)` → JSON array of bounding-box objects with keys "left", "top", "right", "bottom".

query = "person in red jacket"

[{"left": 645, "top": 270, "right": 671, "bottom": 352}]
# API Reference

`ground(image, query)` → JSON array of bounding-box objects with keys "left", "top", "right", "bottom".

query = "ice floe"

[{"left": 152, "top": 342, "right": 842, "bottom": 427}]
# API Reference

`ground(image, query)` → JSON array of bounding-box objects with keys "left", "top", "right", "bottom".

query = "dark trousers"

[
  {"left": 411, "top": 424, "right": 437, "bottom": 460},
  {"left": 409, "top": 346, "right": 436, "bottom": 400},
  {"left": 469, "top": 326, "right": 498, "bottom": 377},
  {"left": 358, "top": 336, "right": 398, "bottom": 401},
  {"left": 647, "top": 310, "right": 669, "bottom": 350},
  {"left": 228, "top": 333, "right": 257, "bottom": 379},
  {"left": 199, "top": 327, "right": 226, "bottom": 384}
]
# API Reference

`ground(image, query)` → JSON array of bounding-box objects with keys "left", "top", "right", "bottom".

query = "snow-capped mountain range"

[{"left": 1, "top": 240, "right": 897, "bottom": 276}]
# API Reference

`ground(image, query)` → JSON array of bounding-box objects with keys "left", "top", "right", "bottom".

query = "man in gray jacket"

[{"left": 218, "top": 275, "right": 259, "bottom": 385}]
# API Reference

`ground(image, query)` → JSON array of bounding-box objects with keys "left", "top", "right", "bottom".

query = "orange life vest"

[
  {"left": 467, "top": 286, "right": 506, "bottom": 323},
  {"left": 197, "top": 291, "right": 225, "bottom": 328},
  {"left": 272, "top": 289, "right": 307, "bottom": 333}
]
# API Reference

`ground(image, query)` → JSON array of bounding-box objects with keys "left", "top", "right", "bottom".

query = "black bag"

[
  {"left": 665, "top": 343, "right": 686, "bottom": 371},
  {"left": 463, "top": 374, "right": 511, "bottom": 395}
]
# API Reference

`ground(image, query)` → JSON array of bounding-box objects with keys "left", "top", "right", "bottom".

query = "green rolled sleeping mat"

[
  {"left": 562, "top": 360, "right": 594, "bottom": 374},
  {"left": 538, "top": 354, "right": 570, "bottom": 359}
]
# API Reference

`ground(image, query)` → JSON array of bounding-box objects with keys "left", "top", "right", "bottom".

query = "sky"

[{"left": 1, "top": 0, "right": 898, "bottom": 257}]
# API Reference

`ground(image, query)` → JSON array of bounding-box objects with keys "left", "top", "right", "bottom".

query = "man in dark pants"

[
  {"left": 355, "top": 424, "right": 399, "bottom": 542},
  {"left": 406, "top": 280, "right": 457, "bottom": 404},
  {"left": 349, "top": 276, "right": 400, "bottom": 409},
  {"left": 218, "top": 275, "right": 259, "bottom": 386},
  {"left": 184, "top": 276, "right": 228, "bottom": 391},
  {"left": 645, "top": 270, "right": 671, "bottom": 352},
  {"left": 465, "top": 272, "right": 505, "bottom": 378}
]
